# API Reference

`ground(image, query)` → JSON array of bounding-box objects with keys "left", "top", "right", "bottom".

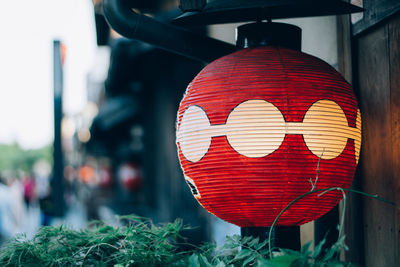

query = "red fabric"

[{"left": 177, "top": 47, "right": 359, "bottom": 227}]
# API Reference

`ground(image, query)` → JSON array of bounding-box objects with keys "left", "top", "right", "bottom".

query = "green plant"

[
  {"left": 0, "top": 214, "right": 360, "bottom": 267},
  {"left": 0, "top": 189, "right": 394, "bottom": 266},
  {"left": 0, "top": 216, "right": 188, "bottom": 267}
]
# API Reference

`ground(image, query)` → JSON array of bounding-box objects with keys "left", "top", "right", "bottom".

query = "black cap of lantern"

[{"left": 236, "top": 21, "right": 302, "bottom": 51}]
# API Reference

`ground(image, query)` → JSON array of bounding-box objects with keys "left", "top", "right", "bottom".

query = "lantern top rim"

[
  {"left": 172, "top": 0, "right": 363, "bottom": 26},
  {"left": 236, "top": 22, "right": 302, "bottom": 51}
]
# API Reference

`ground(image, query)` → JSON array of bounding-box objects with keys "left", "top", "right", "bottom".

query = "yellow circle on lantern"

[{"left": 303, "top": 100, "right": 356, "bottom": 160}]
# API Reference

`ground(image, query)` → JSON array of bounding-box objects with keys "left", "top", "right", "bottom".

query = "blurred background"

[{"left": 0, "top": 0, "right": 341, "bottom": 246}]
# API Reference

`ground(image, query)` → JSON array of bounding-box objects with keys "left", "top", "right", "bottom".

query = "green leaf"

[
  {"left": 215, "top": 261, "right": 226, "bottom": 267},
  {"left": 256, "top": 239, "right": 268, "bottom": 251},
  {"left": 269, "top": 254, "right": 299, "bottom": 267},
  {"left": 301, "top": 241, "right": 312, "bottom": 256},
  {"left": 256, "top": 257, "right": 277, "bottom": 267},
  {"left": 241, "top": 236, "right": 253, "bottom": 244},
  {"left": 326, "top": 260, "right": 347, "bottom": 267},
  {"left": 323, "top": 235, "right": 348, "bottom": 262},
  {"left": 223, "top": 235, "right": 241, "bottom": 249},
  {"left": 243, "top": 255, "right": 256, "bottom": 266},
  {"left": 313, "top": 238, "right": 326, "bottom": 258},
  {"left": 279, "top": 249, "right": 301, "bottom": 256},
  {"left": 233, "top": 249, "right": 253, "bottom": 262},
  {"left": 247, "top": 237, "right": 260, "bottom": 248},
  {"left": 188, "top": 254, "right": 200, "bottom": 267},
  {"left": 337, "top": 235, "right": 347, "bottom": 246},
  {"left": 322, "top": 248, "right": 336, "bottom": 262},
  {"left": 290, "top": 258, "right": 308, "bottom": 267},
  {"left": 199, "top": 254, "right": 212, "bottom": 267}
]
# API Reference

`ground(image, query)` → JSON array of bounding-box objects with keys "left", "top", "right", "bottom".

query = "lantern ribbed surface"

[{"left": 176, "top": 46, "right": 361, "bottom": 227}]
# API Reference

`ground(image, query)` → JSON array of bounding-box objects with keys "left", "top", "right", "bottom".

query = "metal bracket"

[{"left": 102, "top": 0, "right": 235, "bottom": 63}]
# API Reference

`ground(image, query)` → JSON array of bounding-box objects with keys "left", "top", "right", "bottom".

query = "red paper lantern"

[
  {"left": 118, "top": 163, "right": 143, "bottom": 191},
  {"left": 176, "top": 46, "right": 361, "bottom": 227},
  {"left": 98, "top": 166, "right": 113, "bottom": 188}
]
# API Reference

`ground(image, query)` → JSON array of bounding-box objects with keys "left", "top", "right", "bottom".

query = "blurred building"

[{"left": 67, "top": 0, "right": 212, "bottom": 244}]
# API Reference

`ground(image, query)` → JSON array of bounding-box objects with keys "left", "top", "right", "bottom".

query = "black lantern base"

[{"left": 241, "top": 226, "right": 301, "bottom": 251}]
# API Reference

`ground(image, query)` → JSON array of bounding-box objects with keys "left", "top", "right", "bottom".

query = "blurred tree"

[{"left": 0, "top": 143, "right": 52, "bottom": 173}]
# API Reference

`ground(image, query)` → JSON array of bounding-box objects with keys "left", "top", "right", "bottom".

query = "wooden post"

[{"left": 52, "top": 40, "right": 65, "bottom": 217}]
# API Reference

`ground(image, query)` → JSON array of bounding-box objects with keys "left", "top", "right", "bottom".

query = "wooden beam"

[
  {"left": 352, "top": 0, "right": 400, "bottom": 35},
  {"left": 388, "top": 12, "right": 400, "bottom": 267}
]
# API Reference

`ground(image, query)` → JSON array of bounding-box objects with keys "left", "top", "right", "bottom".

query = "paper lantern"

[
  {"left": 118, "top": 163, "right": 143, "bottom": 191},
  {"left": 176, "top": 46, "right": 361, "bottom": 227},
  {"left": 98, "top": 166, "right": 113, "bottom": 188}
]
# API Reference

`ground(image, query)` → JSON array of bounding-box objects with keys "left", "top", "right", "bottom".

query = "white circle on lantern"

[
  {"left": 178, "top": 105, "right": 211, "bottom": 162},
  {"left": 302, "top": 100, "right": 350, "bottom": 160},
  {"left": 226, "top": 99, "right": 286, "bottom": 158}
]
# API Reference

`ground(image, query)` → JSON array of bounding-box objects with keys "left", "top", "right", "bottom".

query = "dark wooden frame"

[{"left": 352, "top": 0, "right": 400, "bottom": 35}]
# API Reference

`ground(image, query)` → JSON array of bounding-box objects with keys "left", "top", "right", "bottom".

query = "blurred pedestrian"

[
  {"left": 0, "top": 175, "right": 14, "bottom": 243},
  {"left": 8, "top": 175, "right": 25, "bottom": 233},
  {"left": 33, "top": 160, "right": 53, "bottom": 226},
  {"left": 0, "top": 174, "right": 25, "bottom": 243},
  {"left": 22, "top": 173, "right": 35, "bottom": 208}
]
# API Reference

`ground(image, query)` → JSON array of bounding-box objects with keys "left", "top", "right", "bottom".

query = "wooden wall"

[{"left": 339, "top": 11, "right": 400, "bottom": 266}]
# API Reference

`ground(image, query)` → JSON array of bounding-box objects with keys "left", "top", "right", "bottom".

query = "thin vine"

[{"left": 268, "top": 186, "right": 395, "bottom": 258}]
